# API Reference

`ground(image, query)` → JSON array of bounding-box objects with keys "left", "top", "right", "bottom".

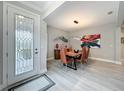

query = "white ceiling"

[
  {"left": 19, "top": 1, "right": 64, "bottom": 19},
  {"left": 20, "top": 1, "right": 54, "bottom": 13},
  {"left": 44, "top": 1, "right": 119, "bottom": 32}
]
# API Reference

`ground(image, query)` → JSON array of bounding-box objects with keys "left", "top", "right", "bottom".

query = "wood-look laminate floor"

[{"left": 46, "top": 59, "right": 124, "bottom": 91}]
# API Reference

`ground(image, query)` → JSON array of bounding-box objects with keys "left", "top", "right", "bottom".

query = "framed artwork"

[
  {"left": 81, "top": 34, "right": 101, "bottom": 48},
  {"left": 121, "top": 37, "right": 124, "bottom": 44}
]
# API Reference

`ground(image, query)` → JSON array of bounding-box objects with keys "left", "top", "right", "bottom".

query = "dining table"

[{"left": 66, "top": 51, "right": 82, "bottom": 70}]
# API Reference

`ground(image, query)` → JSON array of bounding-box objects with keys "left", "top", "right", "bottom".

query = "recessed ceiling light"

[
  {"left": 74, "top": 20, "right": 79, "bottom": 24},
  {"left": 107, "top": 11, "right": 113, "bottom": 15}
]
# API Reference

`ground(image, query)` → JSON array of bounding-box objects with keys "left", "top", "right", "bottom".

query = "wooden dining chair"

[
  {"left": 60, "top": 48, "right": 73, "bottom": 66},
  {"left": 76, "top": 47, "right": 90, "bottom": 64}
]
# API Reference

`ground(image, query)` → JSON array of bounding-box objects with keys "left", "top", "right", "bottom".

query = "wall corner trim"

[
  {"left": 47, "top": 57, "right": 54, "bottom": 61},
  {"left": 89, "top": 57, "right": 122, "bottom": 65}
]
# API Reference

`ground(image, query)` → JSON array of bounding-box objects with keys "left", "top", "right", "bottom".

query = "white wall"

[
  {"left": 40, "top": 21, "right": 47, "bottom": 73},
  {"left": 121, "top": 28, "right": 124, "bottom": 61},
  {"left": 118, "top": 1, "right": 124, "bottom": 27},
  {"left": 118, "top": 1, "right": 124, "bottom": 64},
  {"left": 47, "top": 25, "right": 69, "bottom": 58},
  {"left": 69, "top": 24, "right": 117, "bottom": 63},
  {"left": 0, "top": 1, "right": 3, "bottom": 85}
]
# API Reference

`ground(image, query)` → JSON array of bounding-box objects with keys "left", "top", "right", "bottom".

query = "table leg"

[
  {"left": 66, "top": 58, "right": 77, "bottom": 70},
  {"left": 73, "top": 58, "right": 77, "bottom": 70}
]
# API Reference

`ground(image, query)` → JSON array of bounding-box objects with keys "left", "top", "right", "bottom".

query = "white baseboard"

[
  {"left": 40, "top": 69, "right": 47, "bottom": 74},
  {"left": 0, "top": 84, "right": 4, "bottom": 90},
  {"left": 47, "top": 57, "right": 54, "bottom": 61},
  {"left": 89, "top": 57, "right": 122, "bottom": 65},
  {"left": 0, "top": 85, "right": 2, "bottom": 90}
]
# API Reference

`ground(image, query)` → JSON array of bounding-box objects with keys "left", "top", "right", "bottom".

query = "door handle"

[
  {"left": 35, "top": 48, "right": 38, "bottom": 54},
  {"left": 35, "top": 51, "right": 38, "bottom": 54},
  {"left": 35, "top": 48, "right": 38, "bottom": 50}
]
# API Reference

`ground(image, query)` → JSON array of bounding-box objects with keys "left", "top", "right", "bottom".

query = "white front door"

[{"left": 7, "top": 6, "right": 40, "bottom": 85}]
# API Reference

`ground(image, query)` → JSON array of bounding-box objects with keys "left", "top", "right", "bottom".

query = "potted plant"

[{"left": 80, "top": 34, "right": 100, "bottom": 62}]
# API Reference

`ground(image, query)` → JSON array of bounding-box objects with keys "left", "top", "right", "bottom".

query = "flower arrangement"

[
  {"left": 54, "top": 36, "right": 68, "bottom": 43},
  {"left": 80, "top": 34, "right": 101, "bottom": 48}
]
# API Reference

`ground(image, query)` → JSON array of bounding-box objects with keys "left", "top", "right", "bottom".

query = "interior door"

[{"left": 7, "top": 6, "right": 40, "bottom": 85}]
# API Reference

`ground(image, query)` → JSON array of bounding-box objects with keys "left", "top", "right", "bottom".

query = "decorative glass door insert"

[{"left": 15, "top": 15, "right": 34, "bottom": 75}]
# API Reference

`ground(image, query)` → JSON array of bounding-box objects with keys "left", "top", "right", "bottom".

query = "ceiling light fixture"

[
  {"left": 74, "top": 20, "right": 79, "bottom": 24},
  {"left": 107, "top": 11, "right": 113, "bottom": 15}
]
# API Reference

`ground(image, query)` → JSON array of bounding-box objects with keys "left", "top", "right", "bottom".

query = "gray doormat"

[{"left": 4, "top": 74, "right": 55, "bottom": 91}]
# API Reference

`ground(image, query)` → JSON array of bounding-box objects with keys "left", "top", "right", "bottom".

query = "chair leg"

[
  {"left": 63, "top": 63, "right": 66, "bottom": 66},
  {"left": 81, "top": 60, "right": 85, "bottom": 64},
  {"left": 84, "top": 59, "right": 88, "bottom": 64}
]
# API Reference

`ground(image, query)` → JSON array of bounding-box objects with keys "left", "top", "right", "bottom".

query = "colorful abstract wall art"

[{"left": 80, "top": 34, "right": 101, "bottom": 48}]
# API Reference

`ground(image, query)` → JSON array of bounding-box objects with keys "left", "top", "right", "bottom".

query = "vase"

[
  {"left": 56, "top": 43, "right": 59, "bottom": 49},
  {"left": 81, "top": 46, "right": 90, "bottom": 63}
]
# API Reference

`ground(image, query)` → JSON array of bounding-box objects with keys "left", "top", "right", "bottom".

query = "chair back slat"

[{"left": 60, "top": 49, "right": 67, "bottom": 64}]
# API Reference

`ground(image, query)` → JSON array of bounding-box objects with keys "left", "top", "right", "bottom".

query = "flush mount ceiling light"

[
  {"left": 107, "top": 11, "right": 113, "bottom": 15},
  {"left": 74, "top": 20, "right": 79, "bottom": 24}
]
